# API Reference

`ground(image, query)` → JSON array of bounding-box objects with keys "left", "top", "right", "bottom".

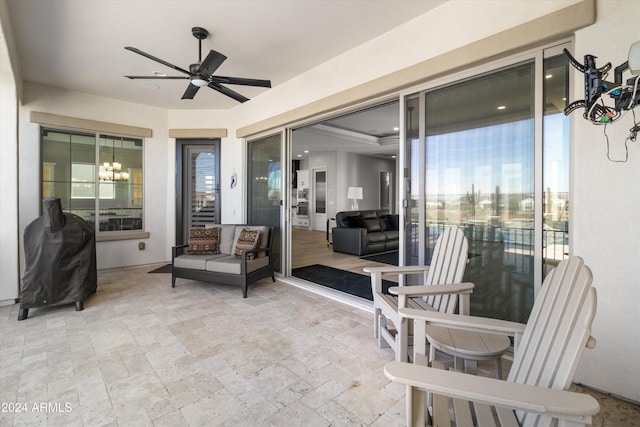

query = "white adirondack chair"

[
  {"left": 364, "top": 226, "right": 472, "bottom": 362},
  {"left": 384, "top": 256, "right": 599, "bottom": 427}
]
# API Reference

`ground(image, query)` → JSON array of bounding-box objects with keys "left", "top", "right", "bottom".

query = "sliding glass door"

[
  {"left": 247, "top": 133, "right": 282, "bottom": 272},
  {"left": 405, "top": 46, "right": 570, "bottom": 323}
]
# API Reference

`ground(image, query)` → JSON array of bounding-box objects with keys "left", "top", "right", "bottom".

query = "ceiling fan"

[{"left": 124, "top": 27, "right": 271, "bottom": 103}]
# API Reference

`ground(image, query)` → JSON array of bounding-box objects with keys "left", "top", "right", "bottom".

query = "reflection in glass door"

[
  {"left": 425, "top": 62, "right": 535, "bottom": 323},
  {"left": 404, "top": 47, "right": 570, "bottom": 324}
]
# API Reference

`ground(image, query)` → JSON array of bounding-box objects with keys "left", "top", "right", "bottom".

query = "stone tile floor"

[{"left": 0, "top": 264, "right": 638, "bottom": 426}]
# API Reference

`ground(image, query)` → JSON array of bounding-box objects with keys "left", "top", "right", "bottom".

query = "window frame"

[{"left": 40, "top": 126, "right": 148, "bottom": 242}]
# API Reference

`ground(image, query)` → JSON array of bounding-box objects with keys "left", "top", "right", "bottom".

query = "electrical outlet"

[{"left": 138, "top": 242, "right": 145, "bottom": 250}]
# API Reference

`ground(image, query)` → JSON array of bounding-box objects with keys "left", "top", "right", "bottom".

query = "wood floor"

[{"left": 291, "top": 228, "right": 398, "bottom": 282}]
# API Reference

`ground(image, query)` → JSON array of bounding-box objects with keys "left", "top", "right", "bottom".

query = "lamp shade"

[{"left": 347, "top": 186, "right": 363, "bottom": 200}]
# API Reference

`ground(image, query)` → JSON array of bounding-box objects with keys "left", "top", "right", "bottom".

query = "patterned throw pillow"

[
  {"left": 233, "top": 228, "right": 261, "bottom": 260},
  {"left": 187, "top": 227, "right": 219, "bottom": 255}
]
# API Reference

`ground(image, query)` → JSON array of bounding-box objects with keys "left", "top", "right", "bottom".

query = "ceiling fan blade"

[
  {"left": 210, "top": 76, "right": 271, "bottom": 88},
  {"left": 208, "top": 82, "right": 249, "bottom": 103},
  {"left": 125, "top": 47, "right": 192, "bottom": 76},
  {"left": 198, "top": 50, "right": 227, "bottom": 76},
  {"left": 125, "top": 75, "right": 189, "bottom": 80},
  {"left": 181, "top": 83, "right": 201, "bottom": 100}
]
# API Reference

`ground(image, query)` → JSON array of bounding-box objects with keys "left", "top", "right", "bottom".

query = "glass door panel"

[
  {"left": 424, "top": 62, "right": 535, "bottom": 323},
  {"left": 311, "top": 168, "right": 327, "bottom": 231},
  {"left": 247, "top": 133, "right": 282, "bottom": 272},
  {"left": 405, "top": 96, "right": 421, "bottom": 267},
  {"left": 176, "top": 140, "right": 220, "bottom": 245},
  {"left": 543, "top": 52, "right": 570, "bottom": 276}
]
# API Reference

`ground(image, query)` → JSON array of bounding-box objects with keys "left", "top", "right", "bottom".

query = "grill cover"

[{"left": 21, "top": 198, "right": 97, "bottom": 312}]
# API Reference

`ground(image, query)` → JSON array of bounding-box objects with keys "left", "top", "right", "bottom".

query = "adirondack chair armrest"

[
  {"left": 398, "top": 308, "right": 526, "bottom": 337},
  {"left": 388, "top": 282, "right": 475, "bottom": 296},
  {"left": 384, "top": 361, "right": 600, "bottom": 422},
  {"left": 363, "top": 265, "right": 430, "bottom": 276},
  {"left": 366, "top": 265, "right": 431, "bottom": 295}
]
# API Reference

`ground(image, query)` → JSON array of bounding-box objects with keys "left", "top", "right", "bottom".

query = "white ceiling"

[{"left": 7, "top": 0, "right": 444, "bottom": 110}]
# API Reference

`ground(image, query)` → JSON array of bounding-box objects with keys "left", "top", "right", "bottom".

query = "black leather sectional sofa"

[{"left": 331, "top": 209, "right": 399, "bottom": 256}]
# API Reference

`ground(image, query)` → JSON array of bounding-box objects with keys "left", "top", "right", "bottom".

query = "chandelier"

[{"left": 99, "top": 162, "right": 129, "bottom": 182}]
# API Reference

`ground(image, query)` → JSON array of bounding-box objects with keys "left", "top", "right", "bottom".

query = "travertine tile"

[{"left": 0, "top": 263, "right": 637, "bottom": 427}]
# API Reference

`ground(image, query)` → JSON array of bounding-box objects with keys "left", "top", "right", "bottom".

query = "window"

[{"left": 42, "top": 129, "right": 144, "bottom": 234}]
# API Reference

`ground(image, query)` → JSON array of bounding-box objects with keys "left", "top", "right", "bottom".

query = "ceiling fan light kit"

[{"left": 124, "top": 27, "right": 271, "bottom": 103}]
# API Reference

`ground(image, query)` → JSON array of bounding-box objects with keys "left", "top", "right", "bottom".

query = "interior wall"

[
  {"left": 571, "top": 0, "right": 640, "bottom": 401},
  {"left": 335, "top": 153, "right": 396, "bottom": 213},
  {"left": 0, "top": 7, "right": 19, "bottom": 302}
]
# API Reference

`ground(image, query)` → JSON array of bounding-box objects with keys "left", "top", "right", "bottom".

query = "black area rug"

[
  {"left": 148, "top": 264, "right": 172, "bottom": 274},
  {"left": 360, "top": 250, "right": 399, "bottom": 266},
  {"left": 292, "top": 264, "right": 394, "bottom": 300}
]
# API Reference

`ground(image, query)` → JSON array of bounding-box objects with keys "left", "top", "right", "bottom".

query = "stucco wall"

[{"left": 571, "top": 0, "right": 640, "bottom": 402}]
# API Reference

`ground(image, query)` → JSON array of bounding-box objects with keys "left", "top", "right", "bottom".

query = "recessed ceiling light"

[
  {"left": 304, "top": 150, "right": 309, "bottom": 153},
  {"left": 497, "top": 105, "right": 506, "bottom": 110},
  {"left": 297, "top": 154, "right": 302, "bottom": 158},
  {"left": 391, "top": 155, "right": 397, "bottom": 159},
  {"left": 393, "top": 127, "right": 399, "bottom": 131}
]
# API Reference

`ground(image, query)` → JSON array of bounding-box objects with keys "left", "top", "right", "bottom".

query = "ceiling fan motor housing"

[{"left": 191, "top": 27, "right": 209, "bottom": 40}]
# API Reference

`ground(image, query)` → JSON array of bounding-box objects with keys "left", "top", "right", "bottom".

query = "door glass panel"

[
  {"left": 424, "top": 62, "right": 535, "bottom": 323},
  {"left": 405, "top": 96, "right": 420, "bottom": 266},
  {"left": 182, "top": 145, "right": 219, "bottom": 242},
  {"left": 314, "top": 171, "right": 326, "bottom": 214},
  {"left": 543, "top": 53, "right": 570, "bottom": 277},
  {"left": 248, "top": 134, "right": 282, "bottom": 272}
]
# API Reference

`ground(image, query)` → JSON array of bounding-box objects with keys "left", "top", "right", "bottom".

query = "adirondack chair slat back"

[
  {"left": 424, "top": 226, "right": 469, "bottom": 313},
  {"left": 506, "top": 256, "right": 597, "bottom": 427}
]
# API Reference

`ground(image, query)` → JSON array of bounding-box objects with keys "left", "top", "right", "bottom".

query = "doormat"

[
  {"left": 148, "top": 264, "right": 172, "bottom": 274},
  {"left": 292, "top": 264, "right": 394, "bottom": 300},
  {"left": 360, "top": 250, "right": 399, "bottom": 266}
]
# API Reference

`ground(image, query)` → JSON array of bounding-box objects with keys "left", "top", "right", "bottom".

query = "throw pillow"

[
  {"left": 187, "top": 227, "right": 219, "bottom": 255},
  {"left": 233, "top": 228, "right": 261, "bottom": 260}
]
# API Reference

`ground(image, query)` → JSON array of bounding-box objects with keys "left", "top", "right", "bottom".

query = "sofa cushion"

[
  {"left": 174, "top": 253, "right": 225, "bottom": 270},
  {"left": 383, "top": 230, "right": 399, "bottom": 241},
  {"left": 346, "top": 215, "right": 366, "bottom": 228},
  {"left": 187, "top": 227, "right": 219, "bottom": 255},
  {"left": 364, "top": 219, "right": 382, "bottom": 232},
  {"left": 360, "top": 210, "right": 379, "bottom": 220},
  {"left": 205, "top": 255, "right": 270, "bottom": 274},
  {"left": 233, "top": 228, "right": 261, "bottom": 260},
  {"left": 206, "top": 224, "right": 237, "bottom": 254},
  {"left": 367, "top": 232, "right": 387, "bottom": 244}
]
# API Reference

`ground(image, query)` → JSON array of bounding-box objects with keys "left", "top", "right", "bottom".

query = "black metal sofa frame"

[{"left": 171, "top": 225, "right": 275, "bottom": 298}]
